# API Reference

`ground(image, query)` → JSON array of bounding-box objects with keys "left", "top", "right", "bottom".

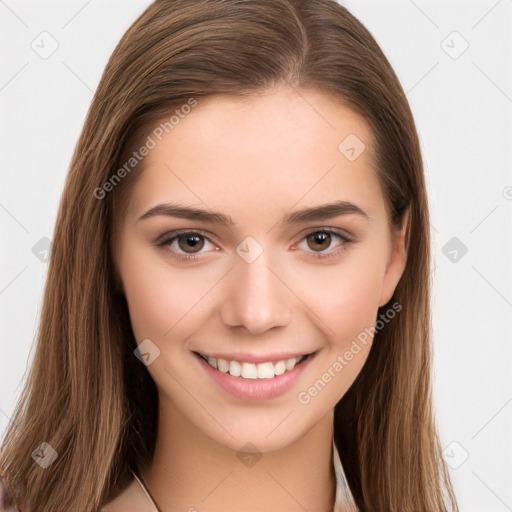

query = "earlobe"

[{"left": 378, "top": 207, "right": 410, "bottom": 307}]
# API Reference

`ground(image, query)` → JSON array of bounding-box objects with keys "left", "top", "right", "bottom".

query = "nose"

[{"left": 220, "top": 248, "right": 293, "bottom": 335}]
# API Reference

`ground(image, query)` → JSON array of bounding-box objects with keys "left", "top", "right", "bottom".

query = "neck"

[{"left": 141, "top": 398, "right": 337, "bottom": 512}]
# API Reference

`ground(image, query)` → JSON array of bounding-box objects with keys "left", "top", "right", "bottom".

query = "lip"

[{"left": 194, "top": 351, "right": 317, "bottom": 401}]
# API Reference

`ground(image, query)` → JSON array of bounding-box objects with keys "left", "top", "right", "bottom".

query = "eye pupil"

[
  {"left": 307, "top": 232, "right": 331, "bottom": 251},
  {"left": 178, "top": 235, "right": 204, "bottom": 253}
]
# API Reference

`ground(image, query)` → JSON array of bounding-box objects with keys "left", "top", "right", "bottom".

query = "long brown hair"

[{"left": 0, "top": 0, "right": 458, "bottom": 510}]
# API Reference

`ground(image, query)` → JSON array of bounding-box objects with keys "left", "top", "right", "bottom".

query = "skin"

[{"left": 109, "top": 86, "right": 409, "bottom": 511}]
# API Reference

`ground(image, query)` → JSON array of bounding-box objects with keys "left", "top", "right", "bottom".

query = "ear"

[{"left": 378, "top": 207, "right": 410, "bottom": 307}]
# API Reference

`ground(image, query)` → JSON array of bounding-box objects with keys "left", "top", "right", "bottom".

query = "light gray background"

[{"left": 1, "top": 1, "right": 511, "bottom": 510}]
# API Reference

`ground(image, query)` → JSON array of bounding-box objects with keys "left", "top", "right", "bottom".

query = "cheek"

[
  {"left": 294, "top": 252, "right": 385, "bottom": 342},
  {"left": 291, "top": 264, "right": 383, "bottom": 409},
  {"left": 289, "top": 251, "right": 386, "bottom": 401},
  {"left": 297, "top": 263, "right": 383, "bottom": 402},
  {"left": 117, "top": 242, "right": 208, "bottom": 341}
]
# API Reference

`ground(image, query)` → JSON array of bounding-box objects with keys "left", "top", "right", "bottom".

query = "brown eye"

[
  {"left": 176, "top": 234, "right": 205, "bottom": 253},
  {"left": 296, "top": 228, "right": 354, "bottom": 261},
  {"left": 306, "top": 231, "right": 333, "bottom": 252},
  {"left": 155, "top": 230, "right": 216, "bottom": 261}
]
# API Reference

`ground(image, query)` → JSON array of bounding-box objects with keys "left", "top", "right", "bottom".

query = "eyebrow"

[{"left": 137, "top": 200, "right": 370, "bottom": 227}]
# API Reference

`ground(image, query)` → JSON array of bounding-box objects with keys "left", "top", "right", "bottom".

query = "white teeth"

[
  {"left": 257, "top": 362, "right": 275, "bottom": 379},
  {"left": 241, "top": 362, "right": 258, "bottom": 379},
  {"left": 229, "top": 360, "right": 241, "bottom": 377},
  {"left": 199, "top": 353, "right": 308, "bottom": 379},
  {"left": 274, "top": 361, "right": 286, "bottom": 375},
  {"left": 217, "top": 358, "right": 229, "bottom": 373},
  {"left": 285, "top": 358, "right": 297, "bottom": 371}
]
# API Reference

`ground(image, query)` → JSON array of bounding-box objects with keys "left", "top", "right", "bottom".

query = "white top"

[
  {"left": 332, "top": 439, "right": 359, "bottom": 511},
  {"left": 124, "top": 439, "right": 359, "bottom": 512}
]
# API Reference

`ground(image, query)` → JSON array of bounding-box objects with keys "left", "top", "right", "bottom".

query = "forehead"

[{"left": 125, "top": 87, "right": 384, "bottom": 225}]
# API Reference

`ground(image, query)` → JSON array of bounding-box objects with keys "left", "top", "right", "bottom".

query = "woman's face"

[{"left": 113, "top": 87, "right": 408, "bottom": 452}]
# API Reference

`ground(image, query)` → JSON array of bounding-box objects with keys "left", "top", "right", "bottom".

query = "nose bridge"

[{"left": 220, "top": 239, "right": 292, "bottom": 334}]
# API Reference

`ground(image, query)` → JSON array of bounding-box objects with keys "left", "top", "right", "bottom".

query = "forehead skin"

[{"left": 119, "top": 86, "right": 387, "bottom": 242}]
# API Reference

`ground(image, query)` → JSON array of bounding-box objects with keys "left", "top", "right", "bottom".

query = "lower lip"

[{"left": 195, "top": 353, "right": 316, "bottom": 401}]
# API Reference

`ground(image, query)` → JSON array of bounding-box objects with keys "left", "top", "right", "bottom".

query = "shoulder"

[
  {"left": 0, "top": 474, "right": 20, "bottom": 512},
  {"left": 100, "top": 475, "right": 155, "bottom": 512}
]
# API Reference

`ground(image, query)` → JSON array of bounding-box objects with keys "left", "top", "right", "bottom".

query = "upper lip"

[{"left": 193, "top": 350, "right": 316, "bottom": 364}]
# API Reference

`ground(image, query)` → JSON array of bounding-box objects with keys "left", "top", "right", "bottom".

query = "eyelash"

[{"left": 154, "top": 228, "right": 354, "bottom": 262}]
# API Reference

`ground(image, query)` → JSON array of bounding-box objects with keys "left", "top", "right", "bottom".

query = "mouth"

[{"left": 193, "top": 351, "right": 316, "bottom": 380}]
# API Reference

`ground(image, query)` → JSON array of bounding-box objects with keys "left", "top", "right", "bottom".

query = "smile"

[
  {"left": 193, "top": 350, "right": 317, "bottom": 400},
  {"left": 196, "top": 353, "right": 309, "bottom": 379}
]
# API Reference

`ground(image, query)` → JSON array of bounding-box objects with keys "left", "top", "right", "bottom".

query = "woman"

[{"left": 0, "top": 0, "right": 459, "bottom": 510}]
